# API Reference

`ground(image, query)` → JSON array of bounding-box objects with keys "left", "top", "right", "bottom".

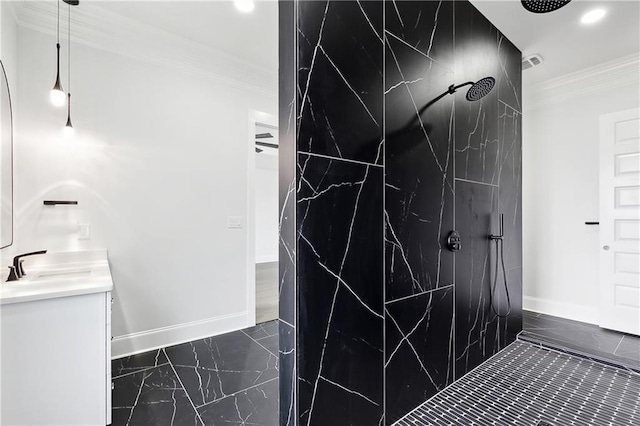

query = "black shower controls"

[{"left": 447, "top": 231, "right": 462, "bottom": 252}]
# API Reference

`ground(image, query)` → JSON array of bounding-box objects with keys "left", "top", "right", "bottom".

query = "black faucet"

[
  {"left": 489, "top": 214, "right": 505, "bottom": 241},
  {"left": 6, "top": 250, "right": 48, "bottom": 282}
]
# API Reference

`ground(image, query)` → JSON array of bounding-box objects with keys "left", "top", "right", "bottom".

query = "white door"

[{"left": 599, "top": 107, "right": 640, "bottom": 336}]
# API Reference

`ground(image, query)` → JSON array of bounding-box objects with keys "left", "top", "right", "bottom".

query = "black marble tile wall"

[
  {"left": 453, "top": 2, "right": 523, "bottom": 380},
  {"left": 498, "top": 102, "right": 523, "bottom": 272},
  {"left": 279, "top": 2, "right": 297, "bottom": 425},
  {"left": 384, "top": 1, "right": 455, "bottom": 420},
  {"left": 385, "top": 20, "right": 455, "bottom": 302},
  {"left": 454, "top": 180, "right": 505, "bottom": 377},
  {"left": 279, "top": 0, "right": 296, "bottom": 330},
  {"left": 505, "top": 267, "right": 523, "bottom": 343},
  {"left": 498, "top": 34, "right": 523, "bottom": 113},
  {"left": 297, "top": 154, "right": 384, "bottom": 425},
  {"left": 279, "top": 321, "right": 296, "bottom": 426},
  {"left": 293, "top": 0, "right": 385, "bottom": 424},
  {"left": 279, "top": 1, "right": 522, "bottom": 424},
  {"left": 385, "top": 286, "right": 454, "bottom": 424},
  {"left": 498, "top": 102, "right": 523, "bottom": 343},
  {"left": 454, "top": 0, "right": 501, "bottom": 185},
  {"left": 297, "top": 0, "right": 383, "bottom": 164},
  {"left": 385, "top": 0, "right": 454, "bottom": 68}
]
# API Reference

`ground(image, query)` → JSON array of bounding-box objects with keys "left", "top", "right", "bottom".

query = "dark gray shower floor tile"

[
  {"left": 398, "top": 341, "right": 640, "bottom": 426},
  {"left": 111, "top": 364, "right": 202, "bottom": 426},
  {"left": 197, "top": 378, "right": 279, "bottom": 426},
  {"left": 164, "top": 329, "right": 279, "bottom": 407}
]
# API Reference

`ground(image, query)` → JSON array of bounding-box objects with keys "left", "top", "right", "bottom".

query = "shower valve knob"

[{"left": 447, "top": 231, "right": 462, "bottom": 252}]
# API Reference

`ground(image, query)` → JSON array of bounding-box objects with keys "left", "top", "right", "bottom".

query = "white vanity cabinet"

[{"left": 0, "top": 250, "right": 113, "bottom": 425}]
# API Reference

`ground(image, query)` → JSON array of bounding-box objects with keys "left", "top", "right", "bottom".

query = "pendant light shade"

[
  {"left": 63, "top": 0, "right": 78, "bottom": 136},
  {"left": 50, "top": 45, "right": 65, "bottom": 106},
  {"left": 50, "top": 1, "right": 65, "bottom": 107},
  {"left": 64, "top": 92, "right": 74, "bottom": 136}
]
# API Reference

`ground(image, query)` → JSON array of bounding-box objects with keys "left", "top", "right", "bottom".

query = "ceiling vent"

[{"left": 522, "top": 54, "right": 544, "bottom": 71}]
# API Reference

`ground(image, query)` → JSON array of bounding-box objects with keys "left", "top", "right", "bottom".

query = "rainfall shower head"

[
  {"left": 446, "top": 77, "right": 495, "bottom": 102},
  {"left": 465, "top": 77, "right": 495, "bottom": 101},
  {"left": 521, "top": 0, "right": 571, "bottom": 14},
  {"left": 413, "top": 76, "right": 497, "bottom": 126}
]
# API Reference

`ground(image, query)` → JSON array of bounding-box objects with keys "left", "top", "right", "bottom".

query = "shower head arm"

[{"left": 447, "top": 81, "right": 475, "bottom": 95}]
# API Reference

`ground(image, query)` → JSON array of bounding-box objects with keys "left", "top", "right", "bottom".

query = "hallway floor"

[
  {"left": 111, "top": 320, "right": 279, "bottom": 426},
  {"left": 520, "top": 310, "right": 640, "bottom": 372},
  {"left": 398, "top": 341, "right": 640, "bottom": 426}
]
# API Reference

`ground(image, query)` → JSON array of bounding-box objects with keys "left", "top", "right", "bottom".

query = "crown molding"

[
  {"left": 5, "top": 0, "right": 21, "bottom": 22},
  {"left": 14, "top": 0, "right": 277, "bottom": 99},
  {"left": 523, "top": 53, "right": 640, "bottom": 111}
]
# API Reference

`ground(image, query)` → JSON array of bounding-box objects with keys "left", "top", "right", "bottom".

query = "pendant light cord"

[
  {"left": 67, "top": 2, "right": 71, "bottom": 93},
  {"left": 56, "top": 0, "right": 60, "bottom": 43}
]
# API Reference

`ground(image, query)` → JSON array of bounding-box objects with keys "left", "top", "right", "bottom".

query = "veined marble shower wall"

[{"left": 279, "top": 1, "right": 522, "bottom": 424}]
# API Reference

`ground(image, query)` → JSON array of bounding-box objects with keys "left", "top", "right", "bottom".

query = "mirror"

[{"left": 0, "top": 59, "right": 13, "bottom": 249}]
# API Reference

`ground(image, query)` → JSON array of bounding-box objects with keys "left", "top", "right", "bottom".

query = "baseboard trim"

[
  {"left": 523, "top": 296, "right": 599, "bottom": 325},
  {"left": 111, "top": 311, "right": 249, "bottom": 359}
]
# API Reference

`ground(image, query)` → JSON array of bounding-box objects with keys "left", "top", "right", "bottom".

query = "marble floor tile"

[
  {"left": 164, "top": 330, "right": 279, "bottom": 407},
  {"left": 197, "top": 378, "right": 279, "bottom": 426},
  {"left": 614, "top": 334, "right": 640, "bottom": 360},
  {"left": 252, "top": 334, "right": 279, "bottom": 357},
  {"left": 111, "top": 364, "right": 202, "bottom": 426},
  {"left": 112, "top": 348, "right": 168, "bottom": 379},
  {"left": 522, "top": 310, "right": 640, "bottom": 370},
  {"left": 523, "top": 310, "right": 624, "bottom": 354},
  {"left": 112, "top": 323, "right": 280, "bottom": 424},
  {"left": 243, "top": 320, "right": 279, "bottom": 340}
]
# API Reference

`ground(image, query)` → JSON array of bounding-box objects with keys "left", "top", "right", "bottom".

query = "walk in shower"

[{"left": 278, "top": 0, "right": 522, "bottom": 424}]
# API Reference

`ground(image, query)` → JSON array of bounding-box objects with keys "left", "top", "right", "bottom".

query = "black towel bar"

[{"left": 43, "top": 200, "right": 78, "bottom": 206}]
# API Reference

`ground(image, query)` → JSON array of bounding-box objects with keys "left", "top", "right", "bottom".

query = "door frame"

[{"left": 246, "top": 110, "right": 278, "bottom": 327}]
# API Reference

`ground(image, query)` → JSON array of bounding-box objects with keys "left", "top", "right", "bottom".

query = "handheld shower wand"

[{"left": 489, "top": 214, "right": 511, "bottom": 317}]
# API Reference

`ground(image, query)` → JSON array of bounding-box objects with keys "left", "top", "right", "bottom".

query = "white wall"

[
  {"left": 0, "top": 2, "right": 18, "bottom": 111},
  {"left": 255, "top": 152, "right": 278, "bottom": 263},
  {"left": 14, "top": 26, "right": 276, "bottom": 356},
  {"left": 0, "top": 1, "right": 18, "bottom": 258},
  {"left": 523, "top": 55, "right": 640, "bottom": 323}
]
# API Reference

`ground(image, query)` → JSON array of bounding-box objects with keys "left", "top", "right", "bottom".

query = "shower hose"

[{"left": 490, "top": 237, "right": 511, "bottom": 318}]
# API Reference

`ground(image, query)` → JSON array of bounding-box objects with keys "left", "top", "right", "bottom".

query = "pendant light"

[
  {"left": 49, "top": 0, "right": 65, "bottom": 107},
  {"left": 63, "top": 0, "right": 78, "bottom": 136}
]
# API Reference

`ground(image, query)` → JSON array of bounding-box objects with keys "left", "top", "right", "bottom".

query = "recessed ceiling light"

[
  {"left": 234, "top": 0, "right": 255, "bottom": 13},
  {"left": 581, "top": 8, "right": 606, "bottom": 24}
]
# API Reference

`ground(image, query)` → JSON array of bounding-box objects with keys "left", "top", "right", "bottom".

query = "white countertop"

[{"left": 0, "top": 249, "right": 114, "bottom": 305}]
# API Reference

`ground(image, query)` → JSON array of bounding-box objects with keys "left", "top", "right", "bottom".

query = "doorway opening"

[{"left": 252, "top": 119, "right": 279, "bottom": 324}]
